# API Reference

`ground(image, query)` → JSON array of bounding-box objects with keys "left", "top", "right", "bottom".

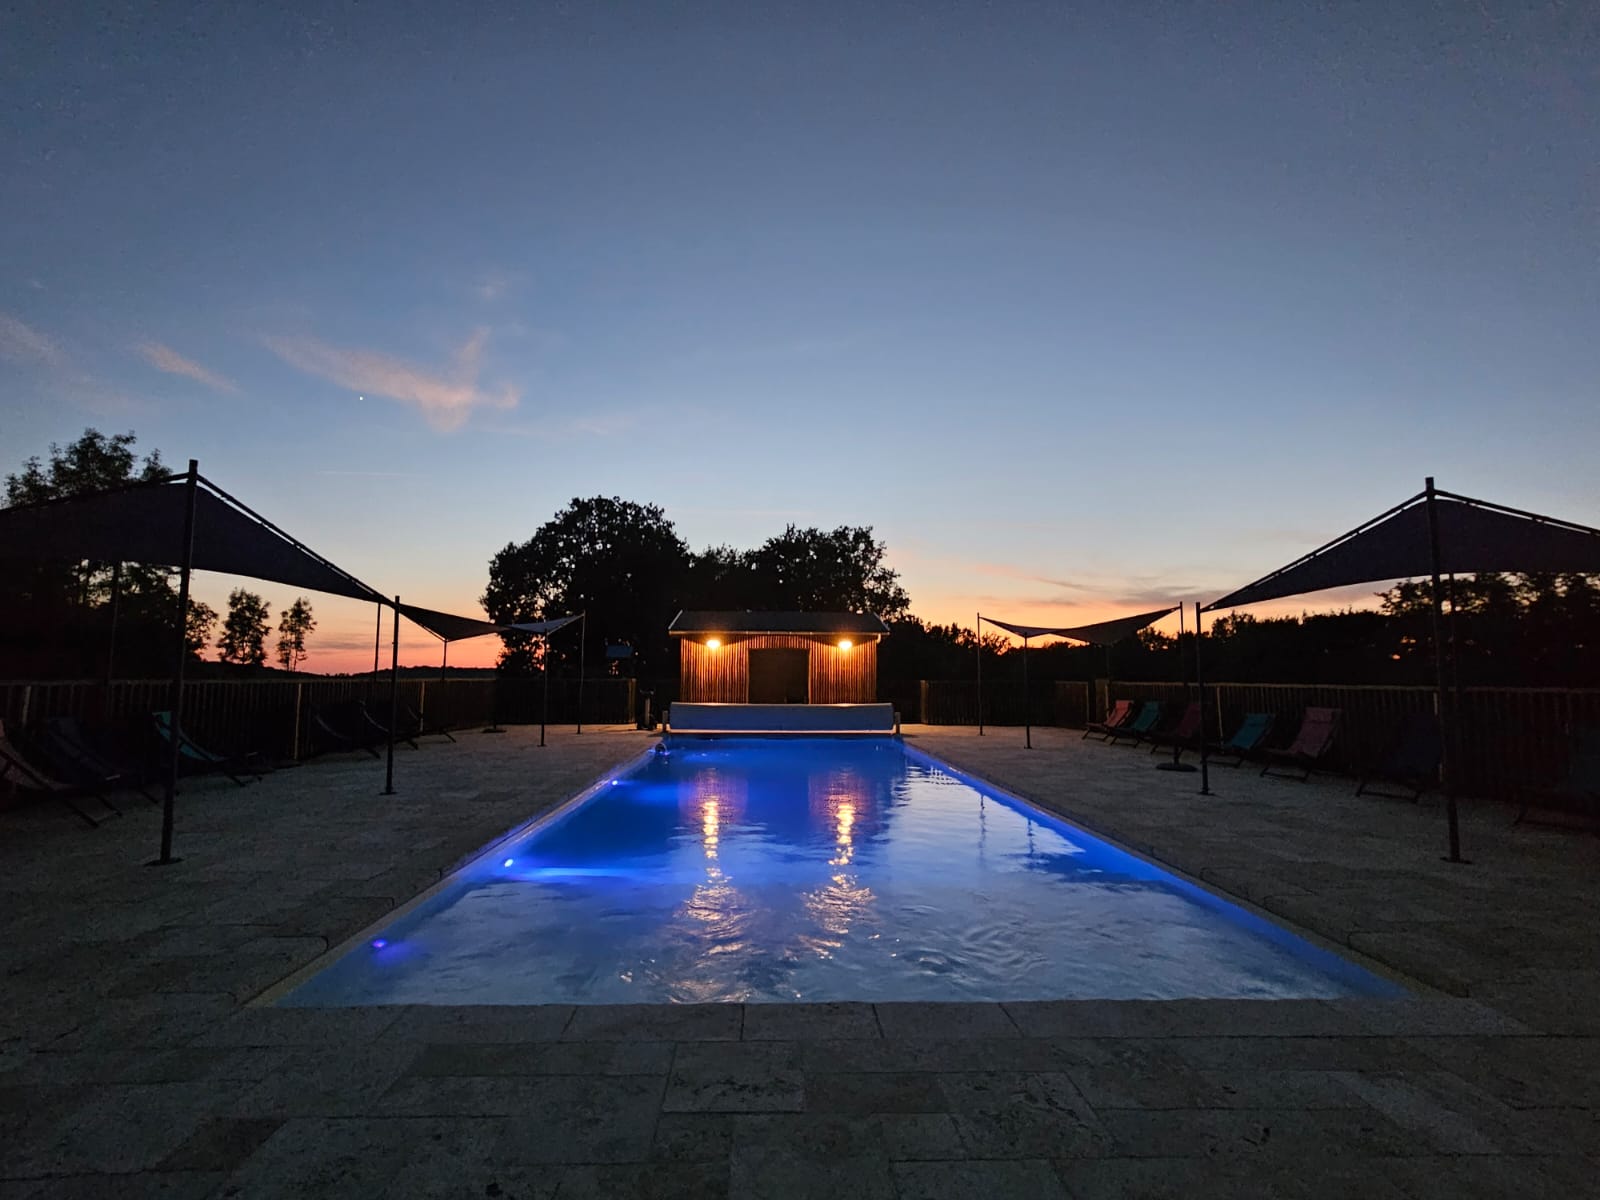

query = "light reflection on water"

[{"left": 284, "top": 738, "right": 1401, "bottom": 1006}]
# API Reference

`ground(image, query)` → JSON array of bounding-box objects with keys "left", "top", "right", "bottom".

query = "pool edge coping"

[
  {"left": 259, "top": 735, "right": 1427, "bottom": 1008},
  {"left": 249, "top": 742, "right": 659, "bottom": 1007},
  {"left": 903, "top": 739, "right": 1432, "bottom": 999}
]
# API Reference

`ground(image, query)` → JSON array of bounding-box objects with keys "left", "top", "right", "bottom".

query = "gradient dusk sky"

[{"left": 2, "top": 3, "right": 1596, "bottom": 671}]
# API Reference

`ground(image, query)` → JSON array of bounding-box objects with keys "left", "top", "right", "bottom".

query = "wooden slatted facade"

[
  {"left": 678, "top": 633, "right": 879, "bottom": 704},
  {"left": 671, "top": 612, "right": 888, "bottom": 705}
]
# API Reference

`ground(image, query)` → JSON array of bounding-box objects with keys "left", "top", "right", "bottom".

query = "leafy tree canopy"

[
  {"left": 483, "top": 500, "right": 913, "bottom": 675},
  {"left": 1, "top": 428, "right": 190, "bottom": 677},
  {"left": 218, "top": 589, "right": 271, "bottom": 668},
  {"left": 484, "top": 497, "right": 691, "bottom": 675},
  {"left": 276, "top": 597, "right": 317, "bottom": 673}
]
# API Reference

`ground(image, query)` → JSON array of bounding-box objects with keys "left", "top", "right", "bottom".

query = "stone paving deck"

[{"left": 2, "top": 723, "right": 1596, "bottom": 1197}]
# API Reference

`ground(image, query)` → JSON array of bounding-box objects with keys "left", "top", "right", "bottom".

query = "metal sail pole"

[
  {"left": 1195, "top": 603, "right": 1211, "bottom": 795},
  {"left": 105, "top": 562, "right": 121, "bottom": 685},
  {"left": 976, "top": 612, "right": 983, "bottom": 735},
  {"left": 1157, "top": 602, "right": 1196, "bottom": 773},
  {"left": 384, "top": 597, "right": 400, "bottom": 796},
  {"left": 1426, "top": 477, "right": 1465, "bottom": 863},
  {"left": 370, "top": 600, "right": 382, "bottom": 699},
  {"left": 576, "top": 611, "right": 586, "bottom": 734},
  {"left": 1023, "top": 634, "right": 1031, "bottom": 750},
  {"left": 540, "top": 634, "right": 549, "bottom": 747},
  {"left": 154, "top": 460, "right": 199, "bottom": 867}
]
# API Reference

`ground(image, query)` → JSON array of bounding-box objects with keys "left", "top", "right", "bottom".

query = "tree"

[
  {"left": 218, "top": 589, "right": 271, "bottom": 667},
  {"left": 4, "top": 427, "right": 166, "bottom": 506},
  {"left": 483, "top": 497, "right": 691, "bottom": 675},
  {"left": 2, "top": 428, "right": 181, "bottom": 677},
  {"left": 744, "top": 525, "right": 911, "bottom": 619},
  {"left": 186, "top": 600, "right": 218, "bottom": 659},
  {"left": 275, "top": 598, "right": 316, "bottom": 673}
]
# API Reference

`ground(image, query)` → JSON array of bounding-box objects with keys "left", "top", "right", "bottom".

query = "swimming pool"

[{"left": 281, "top": 737, "right": 1400, "bottom": 1005}]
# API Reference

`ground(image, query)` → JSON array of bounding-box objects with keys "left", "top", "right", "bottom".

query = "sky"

[{"left": 2, "top": 2, "right": 1596, "bottom": 672}]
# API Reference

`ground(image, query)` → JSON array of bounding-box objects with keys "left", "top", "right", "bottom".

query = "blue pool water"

[{"left": 283, "top": 737, "right": 1400, "bottom": 1005}]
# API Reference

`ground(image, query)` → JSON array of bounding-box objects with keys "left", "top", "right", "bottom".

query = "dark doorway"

[{"left": 748, "top": 648, "right": 809, "bottom": 704}]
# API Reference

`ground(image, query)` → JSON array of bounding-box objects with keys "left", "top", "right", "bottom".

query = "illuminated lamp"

[
  {"left": 706, "top": 637, "right": 721, "bottom": 650},
  {"left": 837, "top": 639, "right": 853, "bottom": 650}
]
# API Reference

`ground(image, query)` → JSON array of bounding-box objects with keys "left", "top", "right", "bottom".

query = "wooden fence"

[
  {"left": 913, "top": 677, "right": 1600, "bottom": 801},
  {"left": 8, "top": 672, "right": 1593, "bottom": 804},
  {"left": 0, "top": 675, "right": 638, "bottom": 766},
  {"left": 1111, "top": 679, "right": 1600, "bottom": 801},
  {"left": 912, "top": 681, "right": 1090, "bottom": 730}
]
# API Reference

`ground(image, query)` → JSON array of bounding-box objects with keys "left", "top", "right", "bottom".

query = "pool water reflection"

[{"left": 282, "top": 737, "right": 1400, "bottom": 1005}]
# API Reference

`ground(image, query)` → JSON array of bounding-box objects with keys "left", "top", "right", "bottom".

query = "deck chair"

[
  {"left": 151, "top": 711, "right": 262, "bottom": 785},
  {"left": 1356, "top": 712, "right": 1441, "bottom": 802},
  {"left": 307, "top": 703, "right": 381, "bottom": 759},
  {"left": 403, "top": 703, "right": 456, "bottom": 743},
  {"left": 1514, "top": 726, "right": 1600, "bottom": 831},
  {"left": 1107, "top": 701, "right": 1165, "bottom": 746},
  {"left": 357, "top": 700, "right": 420, "bottom": 750},
  {"left": 0, "top": 719, "right": 121, "bottom": 827},
  {"left": 37, "top": 715, "right": 157, "bottom": 805},
  {"left": 1260, "top": 707, "right": 1342, "bottom": 781},
  {"left": 1207, "top": 713, "right": 1274, "bottom": 766},
  {"left": 1083, "top": 699, "right": 1136, "bottom": 741},
  {"left": 1146, "top": 702, "right": 1203, "bottom": 754}
]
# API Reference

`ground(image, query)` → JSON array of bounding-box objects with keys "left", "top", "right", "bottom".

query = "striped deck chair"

[
  {"left": 1261, "top": 708, "right": 1342, "bottom": 781},
  {"left": 1207, "top": 713, "right": 1275, "bottom": 767},
  {"left": 1108, "top": 701, "right": 1165, "bottom": 746},
  {"left": 1083, "top": 700, "right": 1136, "bottom": 741},
  {"left": 0, "top": 719, "right": 122, "bottom": 827}
]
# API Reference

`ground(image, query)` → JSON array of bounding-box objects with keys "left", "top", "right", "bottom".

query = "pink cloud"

[
  {"left": 135, "top": 341, "right": 238, "bottom": 393},
  {"left": 265, "top": 329, "right": 517, "bottom": 431},
  {"left": 0, "top": 312, "right": 67, "bottom": 368}
]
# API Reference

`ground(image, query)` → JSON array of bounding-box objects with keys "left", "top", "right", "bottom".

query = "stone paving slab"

[{"left": 3, "top": 724, "right": 1598, "bottom": 1196}]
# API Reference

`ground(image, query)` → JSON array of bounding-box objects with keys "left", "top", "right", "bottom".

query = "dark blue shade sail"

[{"left": 1206, "top": 490, "right": 1600, "bottom": 611}]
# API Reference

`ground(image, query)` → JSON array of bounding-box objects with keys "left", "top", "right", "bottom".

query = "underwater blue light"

[
  {"left": 503, "top": 858, "right": 515, "bottom": 867},
  {"left": 370, "top": 939, "right": 387, "bottom": 949}
]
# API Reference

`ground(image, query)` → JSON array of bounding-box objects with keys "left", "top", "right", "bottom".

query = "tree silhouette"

[
  {"left": 275, "top": 597, "right": 316, "bottom": 673},
  {"left": 218, "top": 589, "right": 271, "bottom": 667},
  {"left": 484, "top": 497, "right": 691, "bottom": 675},
  {"left": 1, "top": 428, "right": 187, "bottom": 676}
]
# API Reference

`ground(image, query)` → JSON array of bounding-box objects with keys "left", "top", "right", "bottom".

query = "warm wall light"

[
  {"left": 837, "top": 639, "right": 853, "bottom": 650},
  {"left": 706, "top": 637, "right": 721, "bottom": 650}
]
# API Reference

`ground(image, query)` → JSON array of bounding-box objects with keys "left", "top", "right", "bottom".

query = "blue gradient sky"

[{"left": 3, "top": 3, "right": 1595, "bottom": 670}]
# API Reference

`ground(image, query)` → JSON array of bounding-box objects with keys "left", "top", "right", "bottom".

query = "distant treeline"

[{"left": 881, "top": 573, "right": 1600, "bottom": 688}]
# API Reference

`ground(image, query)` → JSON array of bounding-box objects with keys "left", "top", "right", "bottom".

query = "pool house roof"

[{"left": 668, "top": 610, "right": 891, "bottom": 637}]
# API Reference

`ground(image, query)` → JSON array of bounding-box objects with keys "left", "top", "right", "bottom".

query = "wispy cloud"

[
  {"left": 479, "top": 408, "right": 643, "bottom": 441},
  {"left": 474, "top": 271, "right": 517, "bottom": 302},
  {"left": 0, "top": 312, "right": 140, "bottom": 414},
  {"left": 0, "top": 312, "right": 67, "bottom": 368},
  {"left": 265, "top": 329, "right": 518, "bottom": 432},
  {"left": 135, "top": 341, "right": 238, "bottom": 393}
]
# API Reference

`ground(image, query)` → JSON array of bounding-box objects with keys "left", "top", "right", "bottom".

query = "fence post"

[
  {"left": 290, "top": 682, "right": 302, "bottom": 761},
  {"left": 920, "top": 680, "right": 929, "bottom": 725}
]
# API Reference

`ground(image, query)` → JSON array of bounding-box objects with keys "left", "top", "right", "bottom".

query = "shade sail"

[
  {"left": 1205, "top": 490, "right": 1600, "bottom": 611},
  {"left": 507, "top": 614, "right": 583, "bottom": 636},
  {"left": 985, "top": 606, "right": 1177, "bottom": 645},
  {"left": 399, "top": 604, "right": 504, "bottom": 642},
  {"left": 0, "top": 475, "right": 383, "bottom": 603},
  {"left": 669, "top": 610, "right": 890, "bottom": 636}
]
